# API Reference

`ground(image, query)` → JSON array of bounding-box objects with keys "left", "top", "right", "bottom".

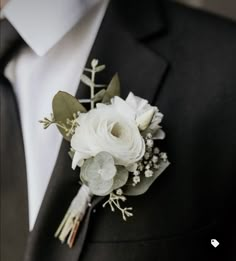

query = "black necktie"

[
  {"left": 0, "top": 19, "right": 24, "bottom": 70},
  {"left": 0, "top": 19, "right": 29, "bottom": 261}
]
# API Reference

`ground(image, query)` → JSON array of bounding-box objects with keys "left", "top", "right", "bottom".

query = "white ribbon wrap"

[
  {"left": 55, "top": 184, "right": 93, "bottom": 247},
  {"left": 70, "top": 184, "right": 93, "bottom": 218}
]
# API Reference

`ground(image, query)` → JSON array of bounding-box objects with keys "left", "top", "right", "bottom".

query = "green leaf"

[
  {"left": 95, "top": 64, "right": 106, "bottom": 72},
  {"left": 112, "top": 166, "right": 129, "bottom": 190},
  {"left": 102, "top": 73, "right": 120, "bottom": 103},
  {"left": 91, "top": 59, "right": 99, "bottom": 68},
  {"left": 80, "top": 153, "right": 116, "bottom": 196},
  {"left": 92, "top": 89, "right": 106, "bottom": 102},
  {"left": 89, "top": 175, "right": 114, "bottom": 196},
  {"left": 123, "top": 160, "right": 170, "bottom": 196},
  {"left": 52, "top": 91, "right": 86, "bottom": 141},
  {"left": 107, "top": 73, "right": 120, "bottom": 97},
  {"left": 80, "top": 157, "right": 93, "bottom": 186},
  {"left": 81, "top": 74, "right": 93, "bottom": 87}
]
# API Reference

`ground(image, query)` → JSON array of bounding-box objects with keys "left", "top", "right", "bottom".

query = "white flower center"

[
  {"left": 111, "top": 122, "right": 122, "bottom": 138},
  {"left": 98, "top": 169, "right": 104, "bottom": 175}
]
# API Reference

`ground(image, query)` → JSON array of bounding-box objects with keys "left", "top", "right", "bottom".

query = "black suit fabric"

[{"left": 1, "top": 1, "right": 236, "bottom": 260}]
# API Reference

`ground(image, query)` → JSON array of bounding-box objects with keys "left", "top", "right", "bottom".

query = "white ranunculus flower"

[{"left": 71, "top": 96, "right": 145, "bottom": 169}]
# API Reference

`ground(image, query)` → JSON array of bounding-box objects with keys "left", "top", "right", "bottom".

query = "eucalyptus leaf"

[
  {"left": 80, "top": 158, "right": 113, "bottom": 196},
  {"left": 107, "top": 73, "right": 120, "bottom": 97},
  {"left": 102, "top": 73, "right": 120, "bottom": 103},
  {"left": 92, "top": 89, "right": 106, "bottom": 102},
  {"left": 80, "top": 157, "right": 99, "bottom": 181},
  {"left": 123, "top": 160, "right": 170, "bottom": 196},
  {"left": 95, "top": 64, "right": 106, "bottom": 72},
  {"left": 91, "top": 59, "right": 99, "bottom": 68},
  {"left": 80, "top": 152, "right": 116, "bottom": 196},
  {"left": 101, "top": 93, "right": 112, "bottom": 104},
  {"left": 112, "top": 166, "right": 129, "bottom": 190},
  {"left": 52, "top": 91, "right": 86, "bottom": 141},
  {"left": 89, "top": 175, "right": 114, "bottom": 196},
  {"left": 80, "top": 158, "right": 92, "bottom": 186},
  {"left": 81, "top": 74, "right": 93, "bottom": 87}
]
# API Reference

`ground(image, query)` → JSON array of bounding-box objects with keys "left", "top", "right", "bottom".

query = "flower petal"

[
  {"left": 126, "top": 163, "right": 138, "bottom": 172},
  {"left": 112, "top": 96, "right": 136, "bottom": 120},
  {"left": 72, "top": 151, "right": 87, "bottom": 169},
  {"left": 136, "top": 108, "right": 155, "bottom": 130},
  {"left": 126, "top": 92, "right": 149, "bottom": 112},
  {"left": 152, "top": 129, "right": 166, "bottom": 140}
]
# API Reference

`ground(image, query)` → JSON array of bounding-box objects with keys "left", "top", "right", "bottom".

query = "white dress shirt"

[{"left": 2, "top": 0, "right": 109, "bottom": 230}]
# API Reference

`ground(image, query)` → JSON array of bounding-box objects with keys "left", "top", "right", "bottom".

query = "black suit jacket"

[{"left": 1, "top": 1, "right": 236, "bottom": 260}]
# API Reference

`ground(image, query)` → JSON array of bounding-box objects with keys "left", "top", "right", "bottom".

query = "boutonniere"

[{"left": 40, "top": 59, "right": 170, "bottom": 248}]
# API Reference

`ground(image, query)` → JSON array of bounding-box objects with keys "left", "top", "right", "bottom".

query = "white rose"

[{"left": 71, "top": 96, "right": 145, "bottom": 169}]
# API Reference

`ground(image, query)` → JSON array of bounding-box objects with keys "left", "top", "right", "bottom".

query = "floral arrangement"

[{"left": 40, "top": 59, "right": 170, "bottom": 248}]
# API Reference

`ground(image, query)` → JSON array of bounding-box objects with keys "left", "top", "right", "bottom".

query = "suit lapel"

[
  {"left": 82, "top": 0, "right": 168, "bottom": 103},
  {"left": 24, "top": 1, "right": 169, "bottom": 261}
]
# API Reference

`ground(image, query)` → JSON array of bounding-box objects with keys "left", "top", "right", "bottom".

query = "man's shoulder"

[
  {"left": 163, "top": 1, "right": 236, "bottom": 48},
  {"left": 152, "top": 2, "right": 236, "bottom": 110},
  {"left": 153, "top": 1, "right": 236, "bottom": 75}
]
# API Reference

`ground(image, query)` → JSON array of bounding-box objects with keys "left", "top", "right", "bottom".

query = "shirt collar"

[{"left": 2, "top": 0, "right": 103, "bottom": 56}]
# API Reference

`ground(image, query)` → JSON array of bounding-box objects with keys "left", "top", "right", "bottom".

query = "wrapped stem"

[{"left": 55, "top": 184, "right": 93, "bottom": 247}]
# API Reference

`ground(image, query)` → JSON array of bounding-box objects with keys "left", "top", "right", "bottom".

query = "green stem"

[{"left": 91, "top": 69, "right": 96, "bottom": 109}]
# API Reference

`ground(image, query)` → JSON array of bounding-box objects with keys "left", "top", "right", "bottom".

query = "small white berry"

[
  {"left": 146, "top": 133, "right": 152, "bottom": 139},
  {"left": 160, "top": 152, "right": 167, "bottom": 161},
  {"left": 133, "top": 170, "right": 140, "bottom": 176},
  {"left": 116, "top": 189, "right": 123, "bottom": 195},
  {"left": 138, "top": 164, "right": 144, "bottom": 171},
  {"left": 154, "top": 164, "right": 160, "bottom": 169},
  {"left": 146, "top": 139, "right": 154, "bottom": 148},
  {"left": 152, "top": 155, "right": 159, "bottom": 163},
  {"left": 144, "top": 152, "right": 150, "bottom": 160},
  {"left": 145, "top": 170, "right": 154, "bottom": 177},
  {"left": 133, "top": 176, "right": 141, "bottom": 184}
]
